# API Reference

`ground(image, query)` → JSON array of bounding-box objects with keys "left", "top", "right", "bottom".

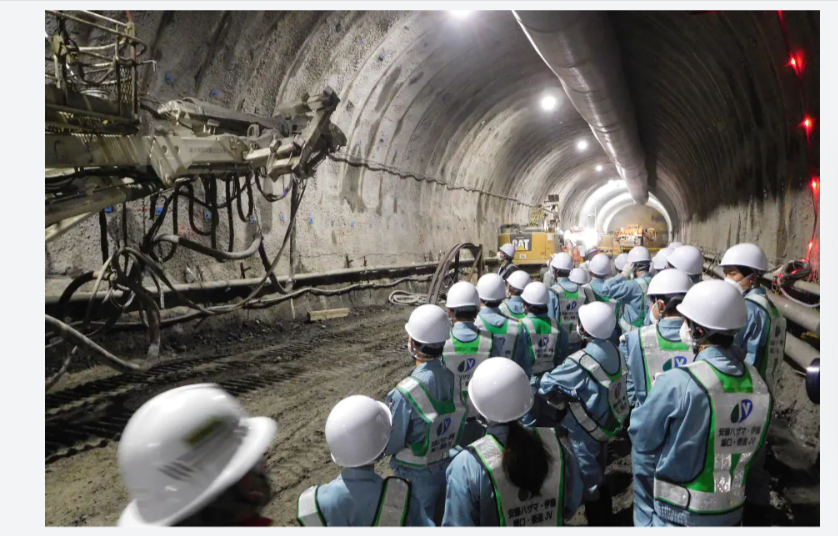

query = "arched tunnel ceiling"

[{"left": 114, "top": 10, "right": 817, "bottom": 258}]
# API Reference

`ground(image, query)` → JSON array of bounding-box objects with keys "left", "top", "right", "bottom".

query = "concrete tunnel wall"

[{"left": 43, "top": 9, "right": 820, "bottom": 452}]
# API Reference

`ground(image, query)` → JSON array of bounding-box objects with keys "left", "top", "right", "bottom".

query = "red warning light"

[{"left": 811, "top": 177, "right": 819, "bottom": 191}]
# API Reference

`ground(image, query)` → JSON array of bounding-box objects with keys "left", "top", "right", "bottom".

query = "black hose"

[{"left": 152, "top": 234, "right": 263, "bottom": 261}]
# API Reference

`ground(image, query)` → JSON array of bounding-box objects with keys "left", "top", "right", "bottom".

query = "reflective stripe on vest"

[
  {"left": 443, "top": 331, "right": 492, "bottom": 414},
  {"left": 297, "top": 486, "right": 326, "bottom": 527},
  {"left": 745, "top": 293, "right": 787, "bottom": 391},
  {"left": 475, "top": 315, "right": 519, "bottom": 359},
  {"left": 618, "top": 277, "right": 649, "bottom": 333},
  {"left": 393, "top": 377, "right": 466, "bottom": 467},
  {"left": 549, "top": 285, "right": 586, "bottom": 344},
  {"left": 372, "top": 477, "right": 411, "bottom": 526},
  {"left": 566, "top": 350, "right": 629, "bottom": 442},
  {"left": 499, "top": 301, "right": 527, "bottom": 320},
  {"left": 471, "top": 429, "right": 565, "bottom": 527},
  {"left": 639, "top": 325, "right": 693, "bottom": 393},
  {"left": 520, "top": 316, "right": 561, "bottom": 375},
  {"left": 654, "top": 360, "right": 771, "bottom": 515}
]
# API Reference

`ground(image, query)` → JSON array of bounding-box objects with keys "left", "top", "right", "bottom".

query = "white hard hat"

[
  {"left": 676, "top": 280, "right": 747, "bottom": 331},
  {"left": 467, "top": 358, "right": 534, "bottom": 423},
  {"left": 550, "top": 252, "right": 574, "bottom": 271},
  {"left": 652, "top": 247, "right": 672, "bottom": 271},
  {"left": 578, "top": 302, "right": 617, "bottom": 339},
  {"left": 614, "top": 253, "right": 628, "bottom": 272},
  {"left": 569, "top": 268, "right": 590, "bottom": 285},
  {"left": 476, "top": 273, "right": 507, "bottom": 302},
  {"left": 446, "top": 281, "right": 480, "bottom": 309},
  {"left": 325, "top": 395, "right": 392, "bottom": 468},
  {"left": 667, "top": 245, "right": 703, "bottom": 276},
  {"left": 669, "top": 241, "right": 684, "bottom": 249},
  {"left": 719, "top": 243, "right": 769, "bottom": 273},
  {"left": 118, "top": 384, "right": 276, "bottom": 526},
  {"left": 404, "top": 304, "right": 450, "bottom": 344},
  {"left": 647, "top": 269, "right": 693, "bottom": 297},
  {"left": 589, "top": 253, "right": 612, "bottom": 278},
  {"left": 627, "top": 246, "right": 652, "bottom": 264},
  {"left": 499, "top": 243, "right": 515, "bottom": 258},
  {"left": 521, "top": 282, "right": 549, "bottom": 306},
  {"left": 506, "top": 270, "right": 532, "bottom": 291}
]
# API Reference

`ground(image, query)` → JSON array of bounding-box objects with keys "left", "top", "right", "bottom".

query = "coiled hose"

[{"left": 388, "top": 290, "right": 429, "bottom": 306}]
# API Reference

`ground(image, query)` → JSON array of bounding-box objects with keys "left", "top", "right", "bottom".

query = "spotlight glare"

[
  {"left": 541, "top": 95, "right": 557, "bottom": 111},
  {"left": 596, "top": 164, "right": 603, "bottom": 172},
  {"left": 577, "top": 140, "right": 588, "bottom": 151},
  {"left": 449, "top": 10, "right": 472, "bottom": 18}
]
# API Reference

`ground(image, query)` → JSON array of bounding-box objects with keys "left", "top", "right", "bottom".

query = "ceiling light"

[
  {"left": 540, "top": 95, "right": 557, "bottom": 111},
  {"left": 577, "top": 140, "right": 588, "bottom": 151},
  {"left": 596, "top": 164, "right": 603, "bottom": 172},
  {"left": 449, "top": 11, "right": 472, "bottom": 18}
]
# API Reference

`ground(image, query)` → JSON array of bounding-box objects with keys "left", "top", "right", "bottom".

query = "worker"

[
  {"left": 619, "top": 269, "right": 693, "bottom": 527},
  {"left": 613, "top": 253, "right": 628, "bottom": 277},
  {"left": 667, "top": 244, "right": 704, "bottom": 284},
  {"left": 497, "top": 243, "right": 519, "bottom": 281},
  {"left": 600, "top": 246, "right": 653, "bottom": 334},
  {"left": 518, "top": 282, "right": 571, "bottom": 426},
  {"left": 720, "top": 243, "right": 787, "bottom": 516},
  {"left": 668, "top": 241, "right": 684, "bottom": 250},
  {"left": 474, "top": 273, "right": 533, "bottom": 379},
  {"left": 538, "top": 302, "right": 629, "bottom": 526},
  {"left": 442, "top": 358, "right": 584, "bottom": 526},
  {"left": 543, "top": 254, "right": 557, "bottom": 287},
  {"left": 443, "top": 281, "right": 495, "bottom": 445},
  {"left": 642, "top": 247, "right": 674, "bottom": 326},
  {"left": 582, "top": 253, "right": 621, "bottom": 346},
  {"left": 546, "top": 253, "right": 587, "bottom": 355},
  {"left": 117, "top": 384, "right": 276, "bottom": 526},
  {"left": 499, "top": 270, "right": 532, "bottom": 320},
  {"left": 297, "top": 395, "right": 432, "bottom": 526},
  {"left": 720, "top": 243, "right": 787, "bottom": 388},
  {"left": 629, "top": 280, "right": 772, "bottom": 526},
  {"left": 384, "top": 304, "right": 466, "bottom": 523}
]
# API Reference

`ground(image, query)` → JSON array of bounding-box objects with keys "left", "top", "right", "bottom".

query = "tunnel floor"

[{"left": 44, "top": 304, "right": 819, "bottom": 527}]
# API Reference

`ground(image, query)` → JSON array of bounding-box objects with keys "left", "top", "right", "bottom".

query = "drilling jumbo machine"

[{"left": 45, "top": 10, "right": 346, "bottom": 380}]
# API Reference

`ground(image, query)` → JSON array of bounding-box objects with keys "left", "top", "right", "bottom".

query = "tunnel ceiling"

[{"left": 125, "top": 9, "right": 818, "bottom": 239}]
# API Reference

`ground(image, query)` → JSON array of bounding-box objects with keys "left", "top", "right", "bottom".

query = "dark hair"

[
  {"left": 414, "top": 341, "right": 444, "bottom": 358},
  {"left": 649, "top": 294, "right": 684, "bottom": 314},
  {"left": 706, "top": 332, "right": 735, "bottom": 347},
  {"left": 526, "top": 304, "right": 549, "bottom": 315},
  {"left": 736, "top": 266, "right": 756, "bottom": 278},
  {"left": 502, "top": 422, "right": 553, "bottom": 496},
  {"left": 452, "top": 308, "right": 478, "bottom": 321},
  {"left": 636, "top": 261, "right": 651, "bottom": 271},
  {"left": 483, "top": 300, "right": 503, "bottom": 308},
  {"left": 554, "top": 269, "right": 571, "bottom": 278}
]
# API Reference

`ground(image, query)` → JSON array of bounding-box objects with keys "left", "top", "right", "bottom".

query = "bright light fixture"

[
  {"left": 577, "top": 140, "right": 588, "bottom": 151},
  {"left": 596, "top": 164, "right": 603, "bottom": 172},
  {"left": 449, "top": 11, "right": 472, "bottom": 18},
  {"left": 540, "top": 95, "right": 557, "bottom": 111}
]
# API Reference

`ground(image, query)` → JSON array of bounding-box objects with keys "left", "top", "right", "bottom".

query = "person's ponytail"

[{"left": 501, "top": 422, "right": 553, "bottom": 496}]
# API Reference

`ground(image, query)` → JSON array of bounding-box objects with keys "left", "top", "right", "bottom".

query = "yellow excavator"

[{"left": 497, "top": 196, "right": 562, "bottom": 276}]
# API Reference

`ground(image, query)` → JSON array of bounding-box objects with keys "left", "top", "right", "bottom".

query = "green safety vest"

[
  {"left": 619, "top": 277, "right": 650, "bottom": 333},
  {"left": 470, "top": 428, "right": 566, "bottom": 527},
  {"left": 639, "top": 324, "right": 694, "bottom": 396},
  {"left": 565, "top": 349, "right": 629, "bottom": 442},
  {"left": 548, "top": 284, "right": 587, "bottom": 344},
  {"left": 583, "top": 283, "right": 621, "bottom": 322},
  {"left": 520, "top": 316, "right": 561, "bottom": 375},
  {"left": 442, "top": 330, "right": 493, "bottom": 414},
  {"left": 393, "top": 377, "right": 466, "bottom": 467},
  {"left": 654, "top": 360, "right": 771, "bottom": 516},
  {"left": 745, "top": 293, "right": 787, "bottom": 392},
  {"left": 297, "top": 477, "right": 411, "bottom": 526},
  {"left": 474, "top": 315, "right": 520, "bottom": 359}
]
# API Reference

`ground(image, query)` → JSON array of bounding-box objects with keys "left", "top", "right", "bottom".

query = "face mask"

[
  {"left": 679, "top": 321, "right": 697, "bottom": 349},
  {"left": 576, "top": 324, "right": 591, "bottom": 342},
  {"left": 724, "top": 276, "right": 745, "bottom": 295},
  {"left": 497, "top": 252, "right": 505, "bottom": 261},
  {"left": 649, "top": 301, "right": 661, "bottom": 326}
]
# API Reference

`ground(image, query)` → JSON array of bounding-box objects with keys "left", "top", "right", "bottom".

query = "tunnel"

[{"left": 45, "top": 9, "right": 820, "bottom": 527}]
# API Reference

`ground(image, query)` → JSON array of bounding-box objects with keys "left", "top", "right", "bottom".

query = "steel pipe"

[
  {"left": 784, "top": 332, "right": 819, "bottom": 370},
  {"left": 704, "top": 253, "right": 819, "bottom": 296},
  {"left": 514, "top": 11, "right": 649, "bottom": 204}
]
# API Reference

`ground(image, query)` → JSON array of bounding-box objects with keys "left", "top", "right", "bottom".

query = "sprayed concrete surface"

[{"left": 45, "top": 303, "right": 819, "bottom": 527}]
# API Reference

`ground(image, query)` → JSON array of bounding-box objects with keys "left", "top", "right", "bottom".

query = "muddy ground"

[{"left": 45, "top": 304, "right": 819, "bottom": 526}]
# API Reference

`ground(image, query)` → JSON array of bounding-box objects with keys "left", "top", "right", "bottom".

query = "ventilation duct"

[{"left": 514, "top": 11, "right": 650, "bottom": 204}]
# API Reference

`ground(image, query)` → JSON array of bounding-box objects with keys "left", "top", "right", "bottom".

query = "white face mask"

[
  {"left": 679, "top": 321, "right": 697, "bottom": 349},
  {"left": 724, "top": 276, "right": 745, "bottom": 295},
  {"left": 497, "top": 252, "right": 505, "bottom": 261},
  {"left": 649, "top": 301, "right": 661, "bottom": 326}
]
